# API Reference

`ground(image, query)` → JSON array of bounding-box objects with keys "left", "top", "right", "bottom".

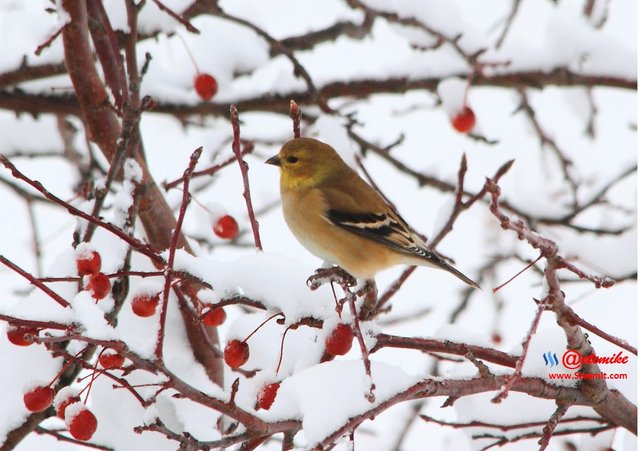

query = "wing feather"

[
  {"left": 326, "top": 208, "right": 441, "bottom": 263},
  {"left": 317, "top": 173, "right": 479, "bottom": 287}
]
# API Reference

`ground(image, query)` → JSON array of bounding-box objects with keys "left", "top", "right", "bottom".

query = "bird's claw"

[{"left": 306, "top": 267, "right": 357, "bottom": 290}]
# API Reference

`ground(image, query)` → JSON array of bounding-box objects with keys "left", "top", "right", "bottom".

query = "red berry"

[
  {"left": 86, "top": 272, "right": 111, "bottom": 300},
  {"left": 23, "top": 385, "right": 54, "bottom": 412},
  {"left": 257, "top": 382, "right": 280, "bottom": 410},
  {"left": 7, "top": 325, "right": 38, "bottom": 346},
  {"left": 76, "top": 250, "right": 101, "bottom": 276},
  {"left": 66, "top": 405, "right": 98, "bottom": 441},
  {"left": 202, "top": 307, "right": 226, "bottom": 327},
  {"left": 57, "top": 397, "right": 79, "bottom": 419},
  {"left": 54, "top": 388, "right": 81, "bottom": 419},
  {"left": 224, "top": 340, "right": 249, "bottom": 368},
  {"left": 213, "top": 215, "right": 239, "bottom": 240},
  {"left": 131, "top": 293, "right": 160, "bottom": 317},
  {"left": 98, "top": 350, "right": 125, "bottom": 369},
  {"left": 194, "top": 73, "right": 218, "bottom": 101},
  {"left": 325, "top": 324, "right": 354, "bottom": 356},
  {"left": 451, "top": 106, "right": 476, "bottom": 133}
]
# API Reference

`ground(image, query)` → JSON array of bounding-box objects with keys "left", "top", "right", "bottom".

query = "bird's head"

[{"left": 266, "top": 138, "right": 347, "bottom": 189}]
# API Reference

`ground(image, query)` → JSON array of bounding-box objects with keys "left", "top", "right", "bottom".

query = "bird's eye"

[{"left": 286, "top": 156, "right": 298, "bottom": 164}]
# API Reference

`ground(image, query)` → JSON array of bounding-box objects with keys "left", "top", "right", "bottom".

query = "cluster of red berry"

[
  {"left": 76, "top": 247, "right": 111, "bottom": 300},
  {"left": 6, "top": 246, "right": 139, "bottom": 441},
  {"left": 19, "top": 345, "right": 128, "bottom": 442},
  {"left": 221, "top": 321, "right": 355, "bottom": 410},
  {"left": 6, "top": 245, "right": 113, "bottom": 346},
  {"left": 23, "top": 384, "right": 98, "bottom": 441}
]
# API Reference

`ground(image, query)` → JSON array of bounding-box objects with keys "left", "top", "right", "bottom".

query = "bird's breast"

[{"left": 281, "top": 188, "right": 339, "bottom": 264}]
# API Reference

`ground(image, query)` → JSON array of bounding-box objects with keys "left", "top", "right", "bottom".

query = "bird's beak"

[{"left": 265, "top": 155, "right": 281, "bottom": 166}]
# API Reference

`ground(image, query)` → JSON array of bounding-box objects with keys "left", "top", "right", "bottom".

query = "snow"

[
  {"left": 112, "top": 159, "right": 143, "bottom": 228},
  {"left": 53, "top": 387, "right": 80, "bottom": 411},
  {"left": 263, "top": 360, "right": 423, "bottom": 445},
  {"left": 0, "top": 1, "right": 635, "bottom": 450},
  {"left": 69, "top": 291, "right": 116, "bottom": 340},
  {"left": 437, "top": 77, "right": 468, "bottom": 117},
  {"left": 116, "top": 279, "right": 164, "bottom": 358},
  {"left": 62, "top": 402, "right": 86, "bottom": 424},
  {"left": 311, "top": 115, "right": 357, "bottom": 168},
  {"left": 172, "top": 251, "right": 337, "bottom": 323},
  {"left": 54, "top": 0, "right": 70, "bottom": 26},
  {"left": 545, "top": 226, "right": 637, "bottom": 278},
  {"left": 0, "top": 249, "right": 76, "bottom": 324},
  {"left": 73, "top": 242, "right": 95, "bottom": 261},
  {"left": 433, "top": 324, "right": 493, "bottom": 348},
  {"left": 0, "top": 329, "right": 61, "bottom": 443},
  {"left": 220, "top": 0, "right": 362, "bottom": 39}
]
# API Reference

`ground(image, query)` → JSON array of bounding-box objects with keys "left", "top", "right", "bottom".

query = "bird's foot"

[{"left": 306, "top": 266, "right": 357, "bottom": 290}]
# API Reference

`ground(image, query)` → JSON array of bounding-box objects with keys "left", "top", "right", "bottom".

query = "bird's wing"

[
  {"left": 325, "top": 207, "right": 440, "bottom": 261},
  {"left": 320, "top": 175, "right": 480, "bottom": 288},
  {"left": 320, "top": 175, "right": 439, "bottom": 262}
]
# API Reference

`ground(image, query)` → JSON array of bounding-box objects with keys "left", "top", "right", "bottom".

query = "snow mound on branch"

[
  {"left": 171, "top": 251, "right": 336, "bottom": 323},
  {"left": 262, "top": 360, "right": 423, "bottom": 445}
]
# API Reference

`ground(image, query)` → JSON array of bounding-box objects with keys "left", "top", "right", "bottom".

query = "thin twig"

[
  {"left": 0, "top": 256, "right": 70, "bottom": 308},
  {"left": 230, "top": 106, "right": 262, "bottom": 251},
  {"left": 495, "top": 0, "right": 522, "bottom": 49},
  {"left": 0, "top": 155, "right": 164, "bottom": 265},
  {"left": 347, "top": 294, "right": 375, "bottom": 402},
  {"left": 289, "top": 100, "right": 302, "bottom": 138},
  {"left": 212, "top": 7, "right": 331, "bottom": 112},
  {"left": 372, "top": 333, "right": 518, "bottom": 368},
  {"left": 150, "top": 0, "right": 199, "bottom": 33},
  {"left": 517, "top": 88, "right": 579, "bottom": 208},
  {"left": 563, "top": 309, "right": 636, "bottom": 355},
  {"left": 375, "top": 267, "right": 416, "bottom": 313},
  {"left": 163, "top": 142, "right": 254, "bottom": 190},
  {"left": 538, "top": 402, "right": 570, "bottom": 450},
  {"left": 492, "top": 300, "right": 546, "bottom": 403},
  {"left": 34, "top": 25, "right": 66, "bottom": 56},
  {"left": 35, "top": 426, "right": 114, "bottom": 450},
  {"left": 420, "top": 413, "right": 607, "bottom": 431},
  {"left": 155, "top": 147, "right": 202, "bottom": 360},
  {"left": 476, "top": 424, "right": 615, "bottom": 451}
]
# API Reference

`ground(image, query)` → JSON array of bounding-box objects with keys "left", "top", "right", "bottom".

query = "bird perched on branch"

[{"left": 266, "top": 137, "right": 479, "bottom": 288}]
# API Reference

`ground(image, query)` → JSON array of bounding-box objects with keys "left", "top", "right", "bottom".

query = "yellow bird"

[{"left": 266, "top": 137, "right": 479, "bottom": 288}]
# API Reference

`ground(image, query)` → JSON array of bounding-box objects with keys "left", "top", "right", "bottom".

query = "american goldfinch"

[{"left": 266, "top": 138, "right": 479, "bottom": 288}]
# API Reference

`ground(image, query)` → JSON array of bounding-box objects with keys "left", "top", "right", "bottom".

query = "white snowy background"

[{"left": 0, "top": 0, "right": 636, "bottom": 450}]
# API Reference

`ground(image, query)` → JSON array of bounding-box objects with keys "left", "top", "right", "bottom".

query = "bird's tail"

[
  {"left": 439, "top": 261, "right": 480, "bottom": 289},
  {"left": 415, "top": 250, "right": 480, "bottom": 288}
]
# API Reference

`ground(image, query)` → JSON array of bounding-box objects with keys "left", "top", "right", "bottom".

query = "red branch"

[
  {"left": 0, "top": 256, "right": 70, "bottom": 308},
  {"left": 492, "top": 300, "right": 545, "bottom": 403},
  {"left": 163, "top": 142, "right": 254, "bottom": 190},
  {"left": 538, "top": 402, "right": 570, "bottom": 450},
  {"left": 420, "top": 413, "right": 608, "bottom": 431},
  {"left": 563, "top": 309, "right": 636, "bottom": 355},
  {"left": 230, "top": 106, "right": 263, "bottom": 251},
  {"left": 34, "top": 25, "right": 66, "bottom": 56},
  {"left": 347, "top": 294, "right": 375, "bottom": 402},
  {"left": 373, "top": 334, "right": 518, "bottom": 368},
  {"left": 289, "top": 100, "right": 301, "bottom": 138},
  {"left": 484, "top": 177, "right": 637, "bottom": 433},
  {"left": 150, "top": 0, "right": 199, "bottom": 33},
  {"left": 0, "top": 155, "right": 165, "bottom": 266},
  {"left": 0, "top": 313, "right": 73, "bottom": 331},
  {"left": 155, "top": 147, "right": 202, "bottom": 360}
]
